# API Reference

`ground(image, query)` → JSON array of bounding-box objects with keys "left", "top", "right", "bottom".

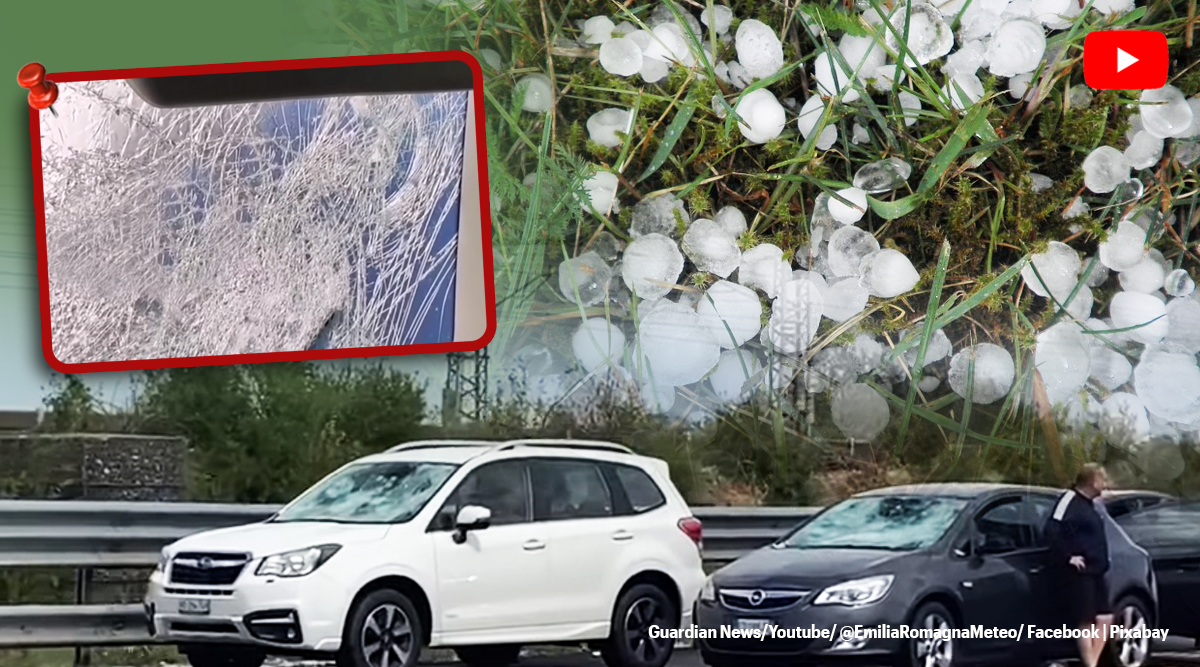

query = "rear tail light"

[{"left": 678, "top": 517, "right": 703, "bottom": 551}]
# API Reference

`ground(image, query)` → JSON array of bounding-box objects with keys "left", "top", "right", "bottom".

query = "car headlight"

[
  {"left": 700, "top": 576, "right": 716, "bottom": 602},
  {"left": 156, "top": 548, "right": 169, "bottom": 573},
  {"left": 813, "top": 575, "right": 894, "bottom": 607},
  {"left": 255, "top": 545, "right": 341, "bottom": 577}
]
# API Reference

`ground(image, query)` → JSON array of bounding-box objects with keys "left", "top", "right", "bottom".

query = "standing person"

[{"left": 1045, "top": 464, "right": 1113, "bottom": 667}]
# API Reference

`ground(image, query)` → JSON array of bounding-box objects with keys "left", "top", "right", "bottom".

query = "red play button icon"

[{"left": 1084, "top": 30, "right": 1168, "bottom": 90}]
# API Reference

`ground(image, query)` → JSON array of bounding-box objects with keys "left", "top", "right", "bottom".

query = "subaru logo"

[
  {"left": 748, "top": 590, "right": 766, "bottom": 606},
  {"left": 198, "top": 557, "right": 214, "bottom": 570}
]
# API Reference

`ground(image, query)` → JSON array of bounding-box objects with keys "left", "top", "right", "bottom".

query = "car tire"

[
  {"left": 897, "top": 601, "right": 957, "bottom": 667},
  {"left": 1101, "top": 596, "right": 1153, "bottom": 667},
  {"left": 338, "top": 588, "right": 424, "bottom": 667},
  {"left": 453, "top": 644, "right": 522, "bottom": 666},
  {"left": 600, "top": 583, "right": 677, "bottom": 667},
  {"left": 180, "top": 645, "right": 265, "bottom": 667}
]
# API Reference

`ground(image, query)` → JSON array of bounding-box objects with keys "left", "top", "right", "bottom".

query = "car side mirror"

[
  {"left": 970, "top": 533, "right": 987, "bottom": 557},
  {"left": 452, "top": 505, "right": 491, "bottom": 544}
]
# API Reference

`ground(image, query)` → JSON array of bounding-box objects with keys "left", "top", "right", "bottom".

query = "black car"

[
  {"left": 1102, "top": 490, "right": 1176, "bottom": 519},
  {"left": 695, "top": 483, "right": 1157, "bottom": 667},
  {"left": 1113, "top": 501, "right": 1200, "bottom": 642}
]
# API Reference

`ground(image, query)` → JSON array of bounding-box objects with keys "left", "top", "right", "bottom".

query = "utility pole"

[{"left": 443, "top": 348, "right": 490, "bottom": 425}]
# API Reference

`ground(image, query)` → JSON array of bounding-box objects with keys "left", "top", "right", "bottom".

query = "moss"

[{"left": 687, "top": 188, "right": 713, "bottom": 216}]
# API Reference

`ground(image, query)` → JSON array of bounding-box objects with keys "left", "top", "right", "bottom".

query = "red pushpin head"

[
  {"left": 29, "top": 81, "right": 59, "bottom": 109},
  {"left": 17, "top": 62, "right": 45, "bottom": 89}
]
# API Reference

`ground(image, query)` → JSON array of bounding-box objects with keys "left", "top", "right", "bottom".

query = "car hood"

[
  {"left": 168, "top": 521, "right": 391, "bottom": 559},
  {"left": 713, "top": 544, "right": 915, "bottom": 588}
]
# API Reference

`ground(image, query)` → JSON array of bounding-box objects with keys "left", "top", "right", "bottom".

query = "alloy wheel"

[
  {"left": 1113, "top": 604, "right": 1149, "bottom": 667},
  {"left": 621, "top": 596, "right": 672, "bottom": 666},
  {"left": 915, "top": 611, "right": 954, "bottom": 667},
  {"left": 360, "top": 603, "right": 415, "bottom": 667}
]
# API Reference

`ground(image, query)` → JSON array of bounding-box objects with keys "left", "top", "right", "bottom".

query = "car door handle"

[
  {"left": 613, "top": 530, "right": 634, "bottom": 542},
  {"left": 1030, "top": 565, "right": 1044, "bottom": 574},
  {"left": 961, "top": 581, "right": 974, "bottom": 589},
  {"left": 523, "top": 539, "right": 546, "bottom": 551}
]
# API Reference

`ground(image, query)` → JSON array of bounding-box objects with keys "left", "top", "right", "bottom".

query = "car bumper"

[
  {"left": 144, "top": 571, "right": 344, "bottom": 653},
  {"left": 694, "top": 596, "right": 907, "bottom": 662}
]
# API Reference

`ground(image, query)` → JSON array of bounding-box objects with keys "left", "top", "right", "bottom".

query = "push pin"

[{"left": 17, "top": 63, "right": 59, "bottom": 116}]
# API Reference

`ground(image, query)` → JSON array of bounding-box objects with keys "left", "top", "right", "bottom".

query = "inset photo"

[{"left": 31, "top": 53, "right": 494, "bottom": 372}]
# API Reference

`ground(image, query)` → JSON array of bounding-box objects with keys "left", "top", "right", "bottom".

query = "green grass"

[{"left": 311, "top": 0, "right": 1200, "bottom": 493}]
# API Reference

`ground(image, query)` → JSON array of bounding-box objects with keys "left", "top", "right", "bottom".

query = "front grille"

[
  {"left": 719, "top": 588, "right": 809, "bottom": 612},
  {"left": 170, "top": 620, "right": 239, "bottom": 634},
  {"left": 165, "top": 587, "right": 235, "bottom": 596},
  {"left": 706, "top": 637, "right": 812, "bottom": 654},
  {"left": 169, "top": 552, "right": 250, "bottom": 585}
]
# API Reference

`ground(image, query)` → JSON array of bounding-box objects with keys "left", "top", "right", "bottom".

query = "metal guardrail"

[{"left": 0, "top": 500, "right": 819, "bottom": 649}]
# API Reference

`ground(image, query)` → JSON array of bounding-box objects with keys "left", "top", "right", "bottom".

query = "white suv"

[{"left": 144, "top": 439, "right": 705, "bottom": 667}]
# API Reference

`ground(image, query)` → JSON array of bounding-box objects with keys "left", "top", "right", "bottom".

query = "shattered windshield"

[
  {"left": 783, "top": 495, "right": 967, "bottom": 551},
  {"left": 273, "top": 461, "right": 458, "bottom": 524}
]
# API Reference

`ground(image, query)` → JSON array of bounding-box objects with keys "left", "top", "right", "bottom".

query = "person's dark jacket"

[{"left": 1044, "top": 489, "right": 1110, "bottom": 576}]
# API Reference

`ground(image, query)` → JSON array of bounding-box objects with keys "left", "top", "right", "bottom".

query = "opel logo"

[
  {"left": 748, "top": 590, "right": 766, "bottom": 606},
  {"left": 198, "top": 557, "right": 214, "bottom": 570}
]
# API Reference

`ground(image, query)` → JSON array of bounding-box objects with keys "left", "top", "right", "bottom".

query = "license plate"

[
  {"left": 738, "top": 618, "right": 769, "bottom": 632},
  {"left": 178, "top": 599, "right": 210, "bottom": 615}
]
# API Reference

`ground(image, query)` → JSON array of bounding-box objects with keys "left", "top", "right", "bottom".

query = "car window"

[
  {"left": 1115, "top": 504, "right": 1200, "bottom": 549},
  {"left": 431, "top": 461, "right": 530, "bottom": 530},
  {"left": 782, "top": 495, "right": 967, "bottom": 551},
  {"left": 609, "top": 464, "right": 666, "bottom": 514},
  {"left": 975, "top": 497, "right": 1041, "bottom": 554},
  {"left": 531, "top": 459, "right": 614, "bottom": 521},
  {"left": 274, "top": 461, "right": 458, "bottom": 524}
]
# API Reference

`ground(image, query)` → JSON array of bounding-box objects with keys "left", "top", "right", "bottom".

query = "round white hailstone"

[
  {"left": 1033, "top": 0, "right": 1081, "bottom": 27},
  {"left": 479, "top": 48, "right": 503, "bottom": 71},
  {"left": 612, "top": 21, "right": 636, "bottom": 35},
  {"left": 700, "top": 5, "right": 734, "bottom": 35},
  {"left": 735, "top": 19, "right": 785, "bottom": 79},
  {"left": 1069, "top": 84, "right": 1094, "bottom": 108},
  {"left": 1100, "top": 392, "right": 1149, "bottom": 449},
  {"left": 1098, "top": 220, "right": 1147, "bottom": 271},
  {"left": 832, "top": 383, "right": 891, "bottom": 441},
  {"left": 1082, "top": 146, "right": 1132, "bottom": 194},
  {"left": 626, "top": 29, "right": 653, "bottom": 51},
  {"left": 944, "top": 74, "right": 985, "bottom": 110},
  {"left": 696, "top": 280, "right": 764, "bottom": 349},
  {"left": 572, "top": 318, "right": 626, "bottom": 372},
  {"left": 1021, "top": 241, "right": 1082, "bottom": 298},
  {"left": 1166, "top": 297, "right": 1200, "bottom": 353},
  {"left": 515, "top": 74, "right": 553, "bottom": 112},
  {"left": 712, "top": 94, "right": 729, "bottom": 119},
  {"left": 1008, "top": 73, "right": 1034, "bottom": 100},
  {"left": 639, "top": 58, "right": 670, "bottom": 84},
  {"left": 632, "top": 301, "right": 721, "bottom": 387},
  {"left": 797, "top": 95, "right": 827, "bottom": 139},
  {"left": 599, "top": 37, "right": 644, "bottom": 77},
  {"left": 715, "top": 206, "right": 748, "bottom": 237},
  {"left": 644, "top": 23, "right": 692, "bottom": 65},
  {"left": 839, "top": 34, "right": 887, "bottom": 83},
  {"left": 918, "top": 376, "right": 942, "bottom": 393},
  {"left": 828, "top": 226, "right": 881, "bottom": 277},
  {"left": 899, "top": 91, "right": 922, "bottom": 126},
  {"left": 884, "top": 2, "right": 954, "bottom": 65},
  {"left": 1118, "top": 257, "right": 1166, "bottom": 293},
  {"left": 1140, "top": 86, "right": 1195, "bottom": 139},
  {"left": 766, "top": 279, "right": 825, "bottom": 356},
  {"left": 852, "top": 123, "right": 870, "bottom": 144},
  {"left": 1134, "top": 344, "right": 1200, "bottom": 423},
  {"left": 641, "top": 382, "right": 676, "bottom": 414},
  {"left": 1124, "top": 131, "right": 1164, "bottom": 170},
  {"left": 822, "top": 277, "right": 870, "bottom": 322},
  {"left": 1088, "top": 345, "right": 1132, "bottom": 390},
  {"left": 1109, "top": 291, "right": 1169, "bottom": 345},
  {"left": 725, "top": 60, "right": 753, "bottom": 89},
  {"left": 1082, "top": 258, "right": 1110, "bottom": 287},
  {"left": 738, "top": 244, "right": 792, "bottom": 298},
  {"left": 793, "top": 270, "right": 829, "bottom": 300},
  {"left": 682, "top": 218, "right": 741, "bottom": 278},
  {"left": 860, "top": 248, "right": 921, "bottom": 298},
  {"left": 985, "top": 19, "right": 1046, "bottom": 77},
  {"left": 814, "top": 50, "right": 861, "bottom": 103},
  {"left": 586, "top": 108, "right": 633, "bottom": 148},
  {"left": 735, "top": 89, "right": 787, "bottom": 144},
  {"left": 1058, "top": 284, "right": 1095, "bottom": 320},
  {"left": 581, "top": 171, "right": 619, "bottom": 215},
  {"left": 1029, "top": 173, "right": 1054, "bottom": 192},
  {"left": 1164, "top": 269, "right": 1195, "bottom": 297},
  {"left": 582, "top": 16, "right": 616, "bottom": 44},
  {"left": 709, "top": 349, "right": 763, "bottom": 403},
  {"left": 900, "top": 327, "right": 954, "bottom": 367},
  {"left": 827, "top": 187, "right": 869, "bottom": 225},
  {"left": 1035, "top": 322, "right": 1092, "bottom": 406},
  {"left": 949, "top": 343, "right": 1015, "bottom": 405},
  {"left": 621, "top": 233, "right": 684, "bottom": 301},
  {"left": 944, "top": 39, "right": 987, "bottom": 78},
  {"left": 559, "top": 251, "right": 613, "bottom": 305}
]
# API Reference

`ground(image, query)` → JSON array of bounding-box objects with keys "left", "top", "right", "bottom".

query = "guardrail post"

[{"left": 73, "top": 567, "right": 93, "bottom": 667}]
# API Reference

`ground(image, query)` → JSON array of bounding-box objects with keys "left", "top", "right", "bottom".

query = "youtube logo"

[{"left": 1084, "top": 31, "right": 1168, "bottom": 90}]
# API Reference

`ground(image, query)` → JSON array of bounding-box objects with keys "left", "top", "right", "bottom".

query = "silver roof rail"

[
  {"left": 496, "top": 439, "right": 634, "bottom": 454},
  {"left": 384, "top": 440, "right": 502, "bottom": 453}
]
